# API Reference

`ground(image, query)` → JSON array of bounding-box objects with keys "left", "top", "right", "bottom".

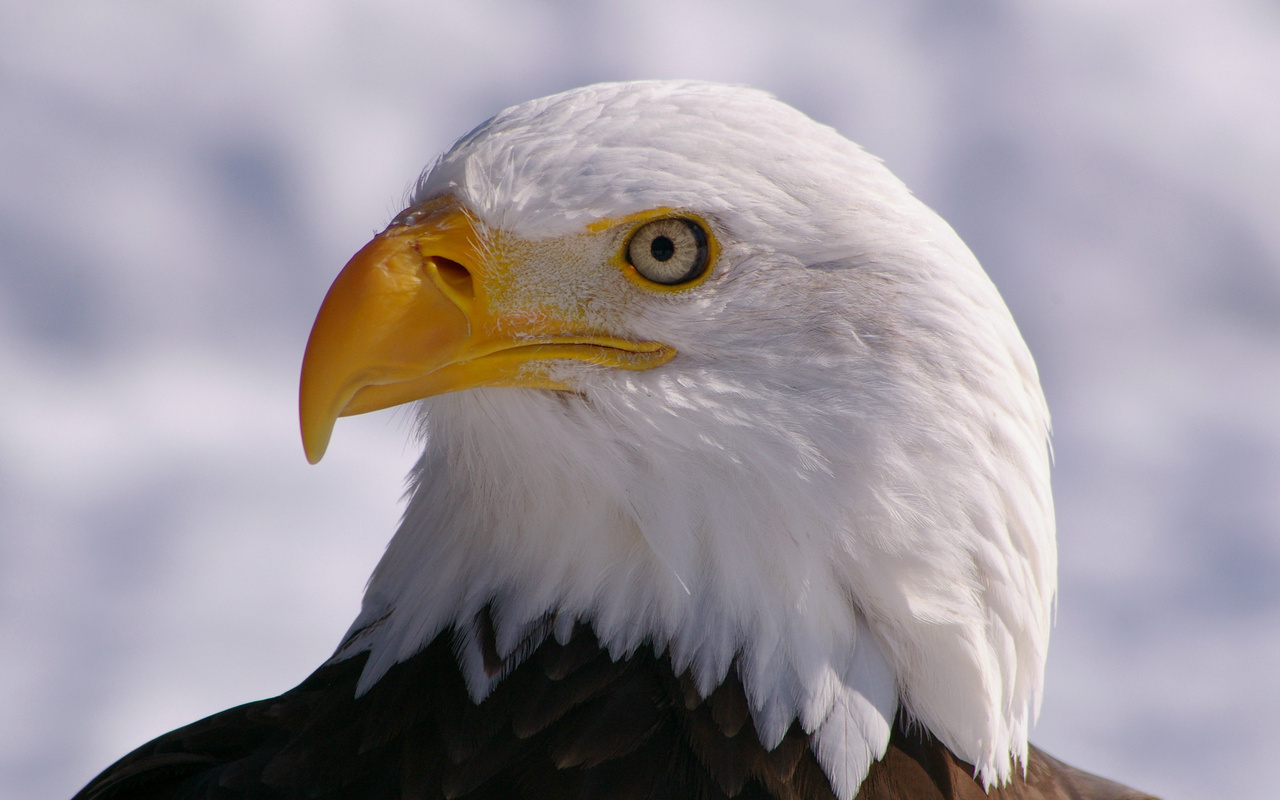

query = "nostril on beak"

[{"left": 427, "top": 256, "right": 475, "bottom": 306}]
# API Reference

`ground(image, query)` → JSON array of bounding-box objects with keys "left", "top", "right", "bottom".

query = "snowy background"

[{"left": 3, "top": 2, "right": 1278, "bottom": 799}]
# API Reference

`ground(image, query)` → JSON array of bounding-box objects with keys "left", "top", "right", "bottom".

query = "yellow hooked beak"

[{"left": 299, "top": 201, "right": 675, "bottom": 463}]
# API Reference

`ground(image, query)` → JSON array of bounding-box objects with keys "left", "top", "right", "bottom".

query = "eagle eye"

[{"left": 626, "top": 218, "right": 709, "bottom": 285}]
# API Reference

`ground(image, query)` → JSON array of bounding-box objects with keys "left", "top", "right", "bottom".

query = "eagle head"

[{"left": 299, "top": 80, "right": 1055, "bottom": 798}]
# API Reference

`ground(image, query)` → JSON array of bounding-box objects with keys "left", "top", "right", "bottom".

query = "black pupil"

[{"left": 650, "top": 235, "right": 675, "bottom": 262}]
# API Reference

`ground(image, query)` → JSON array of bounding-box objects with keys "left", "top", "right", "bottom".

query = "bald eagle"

[{"left": 75, "top": 81, "right": 1156, "bottom": 800}]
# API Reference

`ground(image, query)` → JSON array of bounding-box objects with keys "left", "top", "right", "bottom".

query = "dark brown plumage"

[{"left": 75, "top": 614, "right": 1156, "bottom": 800}]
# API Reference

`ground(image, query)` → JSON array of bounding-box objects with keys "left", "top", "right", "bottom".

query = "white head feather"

[{"left": 331, "top": 80, "right": 1055, "bottom": 799}]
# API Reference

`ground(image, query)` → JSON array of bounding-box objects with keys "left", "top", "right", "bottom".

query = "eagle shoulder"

[{"left": 74, "top": 620, "right": 1155, "bottom": 800}]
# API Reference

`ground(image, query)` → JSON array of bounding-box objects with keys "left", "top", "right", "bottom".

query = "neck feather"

[{"left": 333, "top": 344, "right": 1052, "bottom": 797}]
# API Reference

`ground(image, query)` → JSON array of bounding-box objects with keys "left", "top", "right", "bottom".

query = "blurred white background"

[{"left": 3, "top": 2, "right": 1278, "bottom": 798}]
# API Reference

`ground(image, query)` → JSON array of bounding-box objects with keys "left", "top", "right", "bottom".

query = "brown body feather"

[{"left": 75, "top": 619, "right": 1156, "bottom": 800}]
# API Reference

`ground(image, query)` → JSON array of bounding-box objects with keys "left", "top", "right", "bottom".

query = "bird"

[{"left": 74, "top": 80, "right": 1157, "bottom": 800}]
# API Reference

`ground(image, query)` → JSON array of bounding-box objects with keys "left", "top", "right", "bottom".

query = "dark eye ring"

[{"left": 626, "top": 218, "right": 709, "bottom": 285}]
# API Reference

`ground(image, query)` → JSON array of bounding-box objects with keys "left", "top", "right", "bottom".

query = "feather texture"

[{"left": 75, "top": 623, "right": 1153, "bottom": 800}]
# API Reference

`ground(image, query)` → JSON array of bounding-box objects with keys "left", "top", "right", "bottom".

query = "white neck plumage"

[{"left": 332, "top": 293, "right": 1054, "bottom": 799}]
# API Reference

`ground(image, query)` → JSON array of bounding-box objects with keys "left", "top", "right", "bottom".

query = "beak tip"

[
  {"left": 302, "top": 430, "right": 329, "bottom": 465},
  {"left": 299, "top": 356, "right": 338, "bottom": 464},
  {"left": 300, "top": 399, "right": 334, "bottom": 464}
]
